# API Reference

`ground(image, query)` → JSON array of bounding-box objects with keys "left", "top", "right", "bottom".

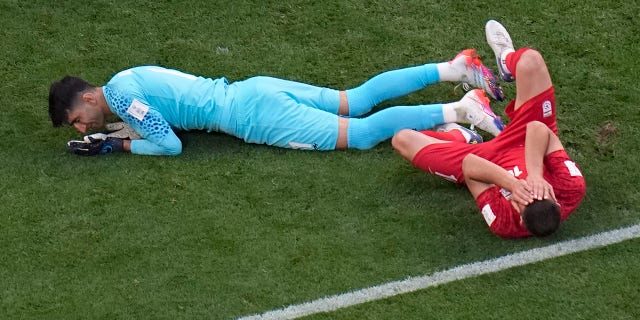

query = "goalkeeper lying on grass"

[{"left": 49, "top": 49, "right": 506, "bottom": 156}]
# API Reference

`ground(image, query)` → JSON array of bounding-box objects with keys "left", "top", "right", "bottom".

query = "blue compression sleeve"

[
  {"left": 345, "top": 64, "right": 440, "bottom": 117},
  {"left": 347, "top": 104, "right": 444, "bottom": 149}
]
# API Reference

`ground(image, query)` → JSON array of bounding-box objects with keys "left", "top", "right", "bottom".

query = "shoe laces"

[
  {"left": 492, "top": 31, "right": 512, "bottom": 47},
  {"left": 467, "top": 90, "right": 500, "bottom": 126},
  {"left": 453, "top": 82, "right": 471, "bottom": 97}
]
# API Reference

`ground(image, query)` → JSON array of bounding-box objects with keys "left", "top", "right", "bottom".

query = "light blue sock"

[
  {"left": 347, "top": 104, "right": 445, "bottom": 149},
  {"left": 345, "top": 64, "right": 440, "bottom": 117}
]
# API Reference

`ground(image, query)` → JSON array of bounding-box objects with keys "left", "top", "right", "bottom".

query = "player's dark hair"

[
  {"left": 521, "top": 199, "right": 561, "bottom": 237},
  {"left": 48, "top": 76, "right": 95, "bottom": 127}
]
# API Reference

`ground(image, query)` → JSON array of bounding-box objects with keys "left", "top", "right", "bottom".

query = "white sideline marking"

[{"left": 238, "top": 223, "right": 640, "bottom": 320}]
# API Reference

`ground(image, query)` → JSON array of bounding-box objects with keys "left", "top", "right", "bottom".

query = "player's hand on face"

[
  {"left": 509, "top": 179, "right": 534, "bottom": 206},
  {"left": 525, "top": 175, "right": 556, "bottom": 202}
]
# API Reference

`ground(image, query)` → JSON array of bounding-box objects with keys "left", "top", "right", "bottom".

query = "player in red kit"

[{"left": 392, "top": 20, "right": 586, "bottom": 238}]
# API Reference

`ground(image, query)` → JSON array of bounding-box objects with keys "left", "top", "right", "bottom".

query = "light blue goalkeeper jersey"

[
  {"left": 103, "top": 66, "right": 236, "bottom": 155},
  {"left": 99, "top": 61, "right": 455, "bottom": 155},
  {"left": 103, "top": 65, "right": 342, "bottom": 155}
]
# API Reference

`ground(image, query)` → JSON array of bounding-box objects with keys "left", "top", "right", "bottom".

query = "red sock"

[
  {"left": 505, "top": 48, "right": 531, "bottom": 80},
  {"left": 419, "top": 130, "right": 466, "bottom": 142}
]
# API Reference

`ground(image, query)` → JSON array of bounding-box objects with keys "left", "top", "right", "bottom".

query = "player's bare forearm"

[
  {"left": 524, "top": 122, "right": 550, "bottom": 177},
  {"left": 524, "top": 121, "right": 561, "bottom": 201},
  {"left": 462, "top": 154, "right": 533, "bottom": 206},
  {"left": 463, "top": 154, "right": 517, "bottom": 189},
  {"left": 524, "top": 121, "right": 563, "bottom": 177}
]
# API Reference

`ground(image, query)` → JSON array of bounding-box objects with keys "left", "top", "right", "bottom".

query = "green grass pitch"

[{"left": 1, "top": 0, "right": 639, "bottom": 319}]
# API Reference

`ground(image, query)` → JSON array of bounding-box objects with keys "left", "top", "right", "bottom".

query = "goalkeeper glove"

[
  {"left": 67, "top": 136, "right": 124, "bottom": 156},
  {"left": 104, "top": 122, "right": 141, "bottom": 140}
]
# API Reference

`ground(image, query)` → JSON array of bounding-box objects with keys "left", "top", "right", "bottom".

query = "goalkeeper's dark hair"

[
  {"left": 48, "top": 76, "right": 95, "bottom": 127},
  {"left": 521, "top": 199, "right": 561, "bottom": 237}
]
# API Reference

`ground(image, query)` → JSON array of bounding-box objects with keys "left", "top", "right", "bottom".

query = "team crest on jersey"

[{"left": 542, "top": 100, "right": 553, "bottom": 118}]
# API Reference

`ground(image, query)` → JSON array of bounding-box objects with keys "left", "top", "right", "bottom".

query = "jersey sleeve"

[
  {"left": 544, "top": 150, "right": 586, "bottom": 219},
  {"left": 103, "top": 86, "right": 182, "bottom": 155},
  {"left": 476, "top": 186, "right": 532, "bottom": 238}
]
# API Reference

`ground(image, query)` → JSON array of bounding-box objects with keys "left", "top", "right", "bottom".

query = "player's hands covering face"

[
  {"left": 526, "top": 175, "right": 557, "bottom": 202},
  {"left": 509, "top": 179, "right": 534, "bottom": 207}
]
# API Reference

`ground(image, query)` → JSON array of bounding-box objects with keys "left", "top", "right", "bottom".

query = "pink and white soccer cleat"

[{"left": 449, "top": 48, "right": 505, "bottom": 101}]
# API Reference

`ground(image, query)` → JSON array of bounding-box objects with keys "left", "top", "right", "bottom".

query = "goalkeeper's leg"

[
  {"left": 343, "top": 64, "right": 441, "bottom": 117},
  {"left": 343, "top": 52, "right": 503, "bottom": 117}
]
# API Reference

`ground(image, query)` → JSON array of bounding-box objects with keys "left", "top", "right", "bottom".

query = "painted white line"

[{"left": 238, "top": 223, "right": 640, "bottom": 320}]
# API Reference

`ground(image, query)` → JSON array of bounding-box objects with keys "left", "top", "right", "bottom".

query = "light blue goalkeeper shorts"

[{"left": 230, "top": 76, "right": 341, "bottom": 150}]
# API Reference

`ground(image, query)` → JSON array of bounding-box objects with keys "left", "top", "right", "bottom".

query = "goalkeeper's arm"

[{"left": 66, "top": 121, "right": 139, "bottom": 156}]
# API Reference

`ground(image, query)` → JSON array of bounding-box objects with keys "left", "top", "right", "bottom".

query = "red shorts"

[
  {"left": 491, "top": 86, "right": 558, "bottom": 150},
  {"left": 412, "top": 87, "right": 558, "bottom": 184}
]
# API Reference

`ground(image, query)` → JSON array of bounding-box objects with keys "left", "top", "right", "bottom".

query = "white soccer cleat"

[
  {"left": 456, "top": 89, "right": 504, "bottom": 136},
  {"left": 449, "top": 48, "right": 504, "bottom": 101},
  {"left": 485, "top": 19, "right": 515, "bottom": 82},
  {"left": 434, "top": 123, "right": 484, "bottom": 144}
]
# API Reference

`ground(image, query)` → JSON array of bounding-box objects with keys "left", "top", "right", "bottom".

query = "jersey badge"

[
  {"left": 127, "top": 99, "right": 150, "bottom": 121},
  {"left": 499, "top": 188, "right": 512, "bottom": 200},
  {"left": 564, "top": 160, "right": 583, "bottom": 177},
  {"left": 542, "top": 100, "right": 553, "bottom": 118},
  {"left": 481, "top": 204, "right": 497, "bottom": 226}
]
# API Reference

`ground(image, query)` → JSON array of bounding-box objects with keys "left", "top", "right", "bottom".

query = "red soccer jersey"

[
  {"left": 490, "top": 87, "right": 558, "bottom": 151},
  {"left": 412, "top": 86, "right": 586, "bottom": 238},
  {"left": 412, "top": 87, "right": 559, "bottom": 184},
  {"left": 475, "top": 149, "right": 586, "bottom": 238}
]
